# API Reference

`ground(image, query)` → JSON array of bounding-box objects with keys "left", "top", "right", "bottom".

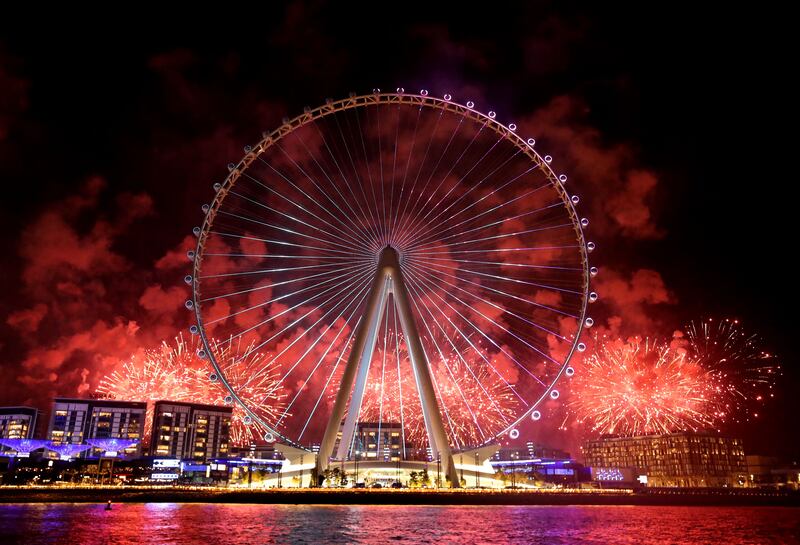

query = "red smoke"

[
  {"left": 2, "top": 94, "right": 675, "bottom": 455},
  {"left": 1, "top": 42, "right": 676, "bottom": 460},
  {"left": 513, "top": 96, "right": 676, "bottom": 455},
  {"left": 4, "top": 178, "right": 192, "bottom": 405}
]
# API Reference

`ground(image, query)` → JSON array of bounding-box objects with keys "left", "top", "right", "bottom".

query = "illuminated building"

[
  {"left": 351, "top": 422, "right": 404, "bottom": 461},
  {"left": 229, "top": 444, "right": 281, "bottom": 461},
  {"left": 528, "top": 441, "right": 572, "bottom": 460},
  {"left": 47, "top": 398, "right": 145, "bottom": 458},
  {"left": 149, "top": 400, "right": 232, "bottom": 462},
  {"left": 0, "top": 407, "right": 38, "bottom": 444},
  {"left": 583, "top": 432, "right": 747, "bottom": 487},
  {"left": 493, "top": 443, "right": 572, "bottom": 462},
  {"left": 489, "top": 445, "right": 586, "bottom": 486}
]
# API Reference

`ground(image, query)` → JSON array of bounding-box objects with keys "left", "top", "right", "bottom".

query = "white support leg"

[{"left": 316, "top": 246, "right": 460, "bottom": 488}]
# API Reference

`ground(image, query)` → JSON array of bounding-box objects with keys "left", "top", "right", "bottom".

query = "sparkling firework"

[
  {"left": 355, "top": 326, "right": 520, "bottom": 451},
  {"left": 686, "top": 317, "right": 780, "bottom": 422},
  {"left": 358, "top": 352, "right": 520, "bottom": 450},
  {"left": 191, "top": 94, "right": 589, "bottom": 449},
  {"left": 568, "top": 337, "right": 720, "bottom": 436},
  {"left": 96, "top": 334, "right": 286, "bottom": 446}
]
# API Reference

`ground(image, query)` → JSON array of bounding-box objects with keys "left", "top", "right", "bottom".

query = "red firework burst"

[
  {"left": 95, "top": 334, "right": 286, "bottom": 446},
  {"left": 567, "top": 336, "right": 722, "bottom": 436},
  {"left": 685, "top": 317, "right": 780, "bottom": 423},
  {"left": 355, "top": 327, "right": 520, "bottom": 451}
]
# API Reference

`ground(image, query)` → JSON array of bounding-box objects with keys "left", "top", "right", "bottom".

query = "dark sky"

[{"left": 1, "top": 3, "right": 795, "bottom": 458}]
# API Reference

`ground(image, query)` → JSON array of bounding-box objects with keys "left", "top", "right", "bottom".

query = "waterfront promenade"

[{"left": 0, "top": 486, "right": 797, "bottom": 506}]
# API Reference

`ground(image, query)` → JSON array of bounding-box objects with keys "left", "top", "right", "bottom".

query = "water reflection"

[{"left": 1, "top": 504, "right": 798, "bottom": 545}]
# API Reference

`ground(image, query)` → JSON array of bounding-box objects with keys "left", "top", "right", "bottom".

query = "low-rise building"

[
  {"left": 150, "top": 400, "right": 232, "bottom": 461},
  {"left": 351, "top": 422, "right": 404, "bottom": 461},
  {"left": 229, "top": 443, "right": 282, "bottom": 461},
  {"left": 0, "top": 407, "right": 38, "bottom": 441},
  {"left": 583, "top": 432, "right": 747, "bottom": 487},
  {"left": 746, "top": 455, "right": 800, "bottom": 489},
  {"left": 47, "top": 398, "right": 145, "bottom": 458}
]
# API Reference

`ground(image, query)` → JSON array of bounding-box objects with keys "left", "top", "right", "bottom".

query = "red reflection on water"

[{"left": 1, "top": 504, "right": 799, "bottom": 545}]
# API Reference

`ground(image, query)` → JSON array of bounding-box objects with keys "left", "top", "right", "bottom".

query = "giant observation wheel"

[{"left": 186, "top": 90, "right": 596, "bottom": 471}]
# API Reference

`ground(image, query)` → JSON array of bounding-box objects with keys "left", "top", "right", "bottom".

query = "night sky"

[{"left": 1, "top": 4, "right": 795, "bottom": 459}]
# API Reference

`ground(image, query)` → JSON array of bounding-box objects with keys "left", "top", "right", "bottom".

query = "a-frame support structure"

[{"left": 316, "top": 246, "right": 460, "bottom": 487}]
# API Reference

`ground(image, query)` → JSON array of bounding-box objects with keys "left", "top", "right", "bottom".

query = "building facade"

[
  {"left": 489, "top": 444, "right": 585, "bottom": 486},
  {"left": 229, "top": 443, "right": 281, "bottom": 460},
  {"left": 47, "top": 398, "right": 145, "bottom": 458},
  {"left": 746, "top": 455, "right": 800, "bottom": 489},
  {"left": 583, "top": 432, "right": 747, "bottom": 487},
  {"left": 0, "top": 407, "right": 38, "bottom": 440},
  {"left": 351, "top": 422, "right": 403, "bottom": 461},
  {"left": 492, "top": 442, "right": 572, "bottom": 463},
  {"left": 331, "top": 421, "right": 407, "bottom": 461},
  {"left": 150, "top": 401, "right": 232, "bottom": 461}
]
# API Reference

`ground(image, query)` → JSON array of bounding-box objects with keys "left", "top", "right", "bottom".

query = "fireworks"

[
  {"left": 685, "top": 317, "right": 780, "bottom": 422},
  {"left": 567, "top": 337, "right": 720, "bottom": 436},
  {"left": 190, "top": 94, "right": 588, "bottom": 450},
  {"left": 96, "top": 334, "right": 286, "bottom": 446},
  {"left": 356, "top": 331, "right": 519, "bottom": 450},
  {"left": 567, "top": 319, "right": 780, "bottom": 438}
]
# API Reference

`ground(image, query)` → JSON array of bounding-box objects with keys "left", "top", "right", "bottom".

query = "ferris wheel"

[{"left": 186, "top": 90, "right": 595, "bottom": 480}]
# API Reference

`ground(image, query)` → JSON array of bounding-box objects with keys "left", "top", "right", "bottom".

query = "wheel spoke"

[{"left": 191, "top": 94, "right": 589, "bottom": 452}]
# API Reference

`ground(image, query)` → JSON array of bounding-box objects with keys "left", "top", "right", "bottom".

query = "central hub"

[{"left": 378, "top": 245, "right": 401, "bottom": 270}]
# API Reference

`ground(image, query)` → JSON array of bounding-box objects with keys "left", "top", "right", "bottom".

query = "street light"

[
  {"left": 476, "top": 452, "right": 480, "bottom": 488},
  {"left": 299, "top": 454, "right": 304, "bottom": 488},
  {"left": 511, "top": 452, "right": 517, "bottom": 489},
  {"left": 354, "top": 450, "right": 360, "bottom": 485}
]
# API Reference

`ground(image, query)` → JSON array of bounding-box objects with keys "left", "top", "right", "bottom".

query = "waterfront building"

[
  {"left": 47, "top": 398, "right": 145, "bottom": 458},
  {"left": 0, "top": 407, "right": 38, "bottom": 442},
  {"left": 352, "top": 422, "right": 404, "bottom": 461},
  {"left": 583, "top": 432, "right": 747, "bottom": 487},
  {"left": 489, "top": 446, "right": 585, "bottom": 486},
  {"left": 150, "top": 400, "right": 232, "bottom": 461},
  {"left": 493, "top": 443, "right": 572, "bottom": 463},
  {"left": 746, "top": 455, "right": 800, "bottom": 489},
  {"left": 230, "top": 444, "right": 278, "bottom": 460},
  {"left": 330, "top": 421, "right": 407, "bottom": 461}
]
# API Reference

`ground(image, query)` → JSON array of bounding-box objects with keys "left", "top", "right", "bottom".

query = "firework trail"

[
  {"left": 191, "top": 95, "right": 588, "bottom": 449},
  {"left": 96, "top": 334, "right": 286, "bottom": 446},
  {"left": 357, "top": 349, "right": 519, "bottom": 450},
  {"left": 686, "top": 317, "right": 780, "bottom": 422},
  {"left": 567, "top": 336, "right": 720, "bottom": 436},
  {"left": 321, "top": 311, "right": 520, "bottom": 453}
]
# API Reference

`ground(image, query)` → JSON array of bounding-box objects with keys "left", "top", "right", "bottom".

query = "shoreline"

[{"left": 1, "top": 487, "right": 798, "bottom": 507}]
